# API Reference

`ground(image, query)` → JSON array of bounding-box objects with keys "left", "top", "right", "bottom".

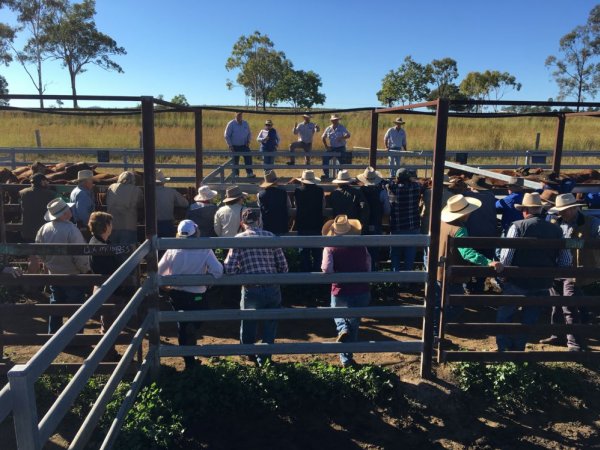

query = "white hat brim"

[{"left": 440, "top": 198, "right": 481, "bottom": 223}]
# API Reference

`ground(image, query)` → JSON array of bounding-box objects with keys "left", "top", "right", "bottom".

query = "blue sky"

[{"left": 0, "top": 0, "right": 598, "bottom": 108}]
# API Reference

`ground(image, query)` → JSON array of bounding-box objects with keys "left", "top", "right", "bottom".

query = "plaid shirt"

[
  {"left": 387, "top": 180, "right": 422, "bottom": 231},
  {"left": 224, "top": 227, "right": 288, "bottom": 276}
]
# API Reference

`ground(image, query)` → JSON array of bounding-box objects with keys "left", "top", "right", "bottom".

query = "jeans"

[
  {"left": 289, "top": 141, "right": 312, "bottom": 164},
  {"left": 260, "top": 147, "right": 275, "bottom": 170},
  {"left": 331, "top": 291, "right": 370, "bottom": 365},
  {"left": 49, "top": 285, "right": 88, "bottom": 334},
  {"left": 388, "top": 147, "right": 402, "bottom": 177},
  {"left": 390, "top": 229, "right": 419, "bottom": 272},
  {"left": 232, "top": 145, "right": 254, "bottom": 176},
  {"left": 169, "top": 289, "right": 206, "bottom": 368},
  {"left": 322, "top": 146, "right": 345, "bottom": 178},
  {"left": 110, "top": 229, "right": 138, "bottom": 245},
  {"left": 496, "top": 283, "right": 546, "bottom": 351},
  {"left": 240, "top": 285, "right": 282, "bottom": 365},
  {"left": 548, "top": 279, "right": 584, "bottom": 349}
]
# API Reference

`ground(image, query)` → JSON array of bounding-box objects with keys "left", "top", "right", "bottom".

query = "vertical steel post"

[
  {"left": 0, "top": 187, "right": 6, "bottom": 265},
  {"left": 552, "top": 114, "right": 566, "bottom": 174},
  {"left": 369, "top": 110, "right": 379, "bottom": 168},
  {"left": 195, "top": 109, "right": 204, "bottom": 187},
  {"left": 421, "top": 98, "right": 449, "bottom": 379},
  {"left": 8, "top": 365, "right": 41, "bottom": 449}
]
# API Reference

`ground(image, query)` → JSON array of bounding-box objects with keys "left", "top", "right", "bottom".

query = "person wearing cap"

[
  {"left": 496, "top": 192, "right": 571, "bottom": 352},
  {"left": 36, "top": 198, "right": 91, "bottom": 334},
  {"left": 224, "top": 209, "right": 288, "bottom": 367},
  {"left": 214, "top": 186, "right": 248, "bottom": 237},
  {"left": 496, "top": 177, "right": 524, "bottom": 235},
  {"left": 70, "top": 169, "right": 96, "bottom": 232},
  {"left": 539, "top": 193, "right": 600, "bottom": 351},
  {"left": 257, "top": 170, "right": 292, "bottom": 235},
  {"left": 155, "top": 169, "right": 189, "bottom": 238},
  {"left": 186, "top": 185, "right": 219, "bottom": 237},
  {"left": 224, "top": 111, "right": 255, "bottom": 178},
  {"left": 321, "top": 215, "right": 371, "bottom": 367},
  {"left": 384, "top": 117, "right": 407, "bottom": 178},
  {"left": 292, "top": 170, "right": 326, "bottom": 272},
  {"left": 256, "top": 119, "right": 280, "bottom": 172},
  {"left": 106, "top": 171, "right": 143, "bottom": 245},
  {"left": 159, "top": 219, "right": 223, "bottom": 369},
  {"left": 289, "top": 114, "right": 319, "bottom": 165},
  {"left": 321, "top": 114, "right": 351, "bottom": 180},
  {"left": 327, "top": 170, "right": 370, "bottom": 230}
]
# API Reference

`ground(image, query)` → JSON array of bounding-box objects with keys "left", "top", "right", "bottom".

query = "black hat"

[{"left": 31, "top": 173, "right": 48, "bottom": 184}]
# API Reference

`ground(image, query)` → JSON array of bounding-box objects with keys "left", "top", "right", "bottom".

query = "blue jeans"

[
  {"left": 260, "top": 147, "right": 275, "bottom": 170},
  {"left": 322, "top": 146, "right": 345, "bottom": 178},
  {"left": 49, "top": 285, "right": 88, "bottom": 334},
  {"left": 496, "top": 283, "right": 546, "bottom": 351},
  {"left": 388, "top": 147, "right": 402, "bottom": 177},
  {"left": 331, "top": 291, "right": 370, "bottom": 365},
  {"left": 390, "top": 229, "right": 419, "bottom": 272},
  {"left": 240, "top": 285, "right": 282, "bottom": 364},
  {"left": 110, "top": 229, "right": 138, "bottom": 245},
  {"left": 232, "top": 145, "right": 254, "bottom": 176}
]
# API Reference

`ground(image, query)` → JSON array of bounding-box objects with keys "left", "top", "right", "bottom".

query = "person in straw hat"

[
  {"left": 328, "top": 170, "right": 370, "bottom": 229},
  {"left": 321, "top": 215, "right": 371, "bottom": 367},
  {"left": 496, "top": 192, "right": 571, "bottom": 352},
  {"left": 70, "top": 169, "right": 95, "bottom": 232},
  {"left": 155, "top": 169, "right": 189, "bottom": 238},
  {"left": 289, "top": 113, "right": 320, "bottom": 165},
  {"left": 257, "top": 170, "right": 292, "bottom": 235},
  {"left": 214, "top": 185, "right": 248, "bottom": 237},
  {"left": 106, "top": 171, "right": 143, "bottom": 245},
  {"left": 321, "top": 114, "right": 351, "bottom": 180},
  {"left": 159, "top": 219, "right": 223, "bottom": 369},
  {"left": 538, "top": 193, "right": 599, "bottom": 351},
  {"left": 495, "top": 176, "right": 525, "bottom": 235},
  {"left": 292, "top": 170, "right": 325, "bottom": 272},
  {"left": 257, "top": 119, "right": 280, "bottom": 172},
  {"left": 186, "top": 185, "right": 219, "bottom": 237},
  {"left": 35, "top": 198, "right": 91, "bottom": 334},
  {"left": 384, "top": 117, "right": 407, "bottom": 178}
]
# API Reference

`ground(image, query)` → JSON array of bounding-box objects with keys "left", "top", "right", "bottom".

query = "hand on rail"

[{"left": 488, "top": 261, "right": 504, "bottom": 273}]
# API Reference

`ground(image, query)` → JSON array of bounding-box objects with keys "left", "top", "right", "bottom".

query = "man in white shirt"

[
  {"left": 214, "top": 186, "right": 248, "bottom": 237},
  {"left": 383, "top": 117, "right": 408, "bottom": 178},
  {"left": 288, "top": 114, "right": 319, "bottom": 166}
]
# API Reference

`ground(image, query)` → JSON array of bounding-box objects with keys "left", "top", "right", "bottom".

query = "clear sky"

[{"left": 1, "top": 0, "right": 598, "bottom": 108}]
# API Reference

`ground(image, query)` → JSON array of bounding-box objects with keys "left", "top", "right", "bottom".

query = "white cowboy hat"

[
  {"left": 76, "top": 169, "right": 94, "bottom": 182},
  {"left": 515, "top": 192, "right": 544, "bottom": 210},
  {"left": 330, "top": 114, "right": 341, "bottom": 121},
  {"left": 297, "top": 170, "right": 318, "bottom": 185},
  {"left": 441, "top": 194, "right": 482, "bottom": 223},
  {"left": 393, "top": 117, "right": 405, "bottom": 124},
  {"left": 44, "top": 198, "right": 74, "bottom": 221},
  {"left": 547, "top": 193, "right": 585, "bottom": 214},
  {"left": 194, "top": 185, "right": 218, "bottom": 202},
  {"left": 322, "top": 215, "right": 362, "bottom": 236},
  {"left": 356, "top": 166, "right": 383, "bottom": 186},
  {"left": 332, "top": 170, "right": 355, "bottom": 184}
]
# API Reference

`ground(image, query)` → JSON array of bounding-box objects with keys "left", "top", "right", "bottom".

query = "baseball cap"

[{"left": 177, "top": 219, "right": 198, "bottom": 237}]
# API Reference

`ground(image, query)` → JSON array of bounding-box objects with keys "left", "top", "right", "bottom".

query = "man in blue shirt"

[
  {"left": 321, "top": 114, "right": 350, "bottom": 180},
  {"left": 496, "top": 177, "right": 524, "bottom": 235},
  {"left": 70, "top": 169, "right": 95, "bottom": 231},
  {"left": 383, "top": 117, "right": 407, "bottom": 178},
  {"left": 224, "top": 112, "right": 255, "bottom": 178}
]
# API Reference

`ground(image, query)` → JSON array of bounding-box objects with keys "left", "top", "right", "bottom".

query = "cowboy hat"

[
  {"left": 539, "top": 189, "right": 559, "bottom": 205},
  {"left": 547, "top": 193, "right": 585, "bottom": 214},
  {"left": 356, "top": 166, "right": 383, "bottom": 186},
  {"left": 296, "top": 169, "right": 318, "bottom": 185},
  {"left": 223, "top": 185, "right": 248, "bottom": 204},
  {"left": 259, "top": 170, "right": 279, "bottom": 188},
  {"left": 466, "top": 175, "right": 490, "bottom": 191},
  {"left": 332, "top": 170, "right": 354, "bottom": 184},
  {"left": 265, "top": 119, "right": 273, "bottom": 126},
  {"left": 515, "top": 192, "right": 544, "bottom": 210},
  {"left": 76, "top": 169, "right": 94, "bottom": 182},
  {"left": 441, "top": 194, "right": 482, "bottom": 223},
  {"left": 393, "top": 117, "right": 405, "bottom": 124},
  {"left": 330, "top": 114, "right": 341, "bottom": 121},
  {"left": 155, "top": 169, "right": 171, "bottom": 184},
  {"left": 194, "top": 185, "right": 218, "bottom": 202},
  {"left": 302, "top": 113, "right": 312, "bottom": 119},
  {"left": 322, "top": 214, "right": 362, "bottom": 236},
  {"left": 506, "top": 177, "right": 524, "bottom": 191},
  {"left": 176, "top": 219, "right": 198, "bottom": 238},
  {"left": 44, "top": 198, "right": 74, "bottom": 221}
]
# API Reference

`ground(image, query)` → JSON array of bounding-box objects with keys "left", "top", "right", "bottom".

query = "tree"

[
  {"left": 226, "top": 31, "right": 291, "bottom": 110},
  {"left": 376, "top": 56, "right": 431, "bottom": 106},
  {"left": 427, "top": 83, "right": 470, "bottom": 112},
  {"left": 170, "top": 94, "right": 189, "bottom": 106},
  {"left": 43, "top": 0, "right": 126, "bottom": 107},
  {"left": 459, "top": 70, "right": 521, "bottom": 112},
  {"left": 270, "top": 69, "right": 325, "bottom": 109},
  {"left": 0, "top": 74, "right": 8, "bottom": 106},
  {"left": 429, "top": 58, "right": 459, "bottom": 98},
  {"left": 0, "top": 22, "right": 15, "bottom": 66}
]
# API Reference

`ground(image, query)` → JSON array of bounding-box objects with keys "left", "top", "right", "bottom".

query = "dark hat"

[
  {"left": 223, "top": 186, "right": 248, "bottom": 203},
  {"left": 396, "top": 167, "right": 411, "bottom": 180},
  {"left": 241, "top": 208, "right": 261, "bottom": 224},
  {"left": 31, "top": 173, "right": 48, "bottom": 184}
]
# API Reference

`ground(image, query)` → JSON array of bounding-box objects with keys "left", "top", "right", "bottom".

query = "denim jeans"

[
  {"left": 232, "top": 145, "right": 254, "bottom": 176},
  {"left": 390, "top": 229, "right": 419, "bottom": 272},
  {"left": 49, "top": 285, "right": 88, "bottom": 334},
  {"left": 547, "top": 279, "right": 584, "bottom": 349},
  {"left": 169, "top": 289, "right": 206, "bottom": 368},
  {"left": 322, "top": 146, "right": 345, "bottom": 178},
  {"left": 331, "top": 291, "right": 370, "bottom": 365},
  {"left": 260, "top": 147, "right": 275, "bottom": 170},
  {"left": 240, "top": 285, "right": 282, "bottom": 364},
  {"left": 388, "top": 147, "right": 402, "bottom": 177}
]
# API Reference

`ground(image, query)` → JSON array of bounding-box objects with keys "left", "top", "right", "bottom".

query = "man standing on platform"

[
  {"left": 321, "top": 114, "right": 350, "bottom": 180},
  {"left": 288, "top": 114, "right": 319, "bottom": 166},
  {"left": 224, "top": 111, "right": 255, "bottom": 178},
  {"left": 384, "top": 117, "right": 407, "bottom": 178}
]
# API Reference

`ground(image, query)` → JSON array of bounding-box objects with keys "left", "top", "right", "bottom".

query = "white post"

[{"left": 8, "top": 365, "right": 41, "bottom": 450}]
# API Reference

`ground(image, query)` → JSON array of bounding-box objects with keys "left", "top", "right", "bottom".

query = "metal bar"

[
  {"left": 444, "top": 161, "right": 545, "bottom": 189},
  {"left": 1, "top": 303, "right": 120, "bottom": 315},
  {"left": 441, "top": 350, "right": 600, "bottom": 363},
  {"left": 1, "top": 333, "right": 133, "bottom": 346},
  {"left": 159, "top": 340, "right": 424, "bottom": 358},
  {"left": 553, "top": 114, "right": 566, "bottom": 174},
  {"left": 369, "top": 110, "right": 378, "bottom": 168},
  {"left": 445, "top": 323, "right": 599, "bottom": 335},
  {"left": 451, "top": 236, "right": 600, "bottom": 249},
  {"left": 447, "top": 265, "right": 600, "bottom": 279},
  {"left": 447, "top": 295, "right": 600, "bottom": 307},
  {"left": 2, "top": 94, "right": 142, "bottom": 102},
  {"left": 375, "top": 100, "right": 439, "bottom": 113},
  {"left": 0, "top": 383, "right": 12, "bottom": 424},
  {"left": 0, "top": 243, "right": 134, "bottom": 256},
  {"left": 141, "top": 97, "right": 157, "bottom": 239},
  {"left": 0, "top": 188, "right": 6, "bottom": 265},
  {"left": 195, "top": 109, "right": 203, "bottom": 186},
  {"left": 0, "top": 362, "right": 136, "bottom": 376},
  {"left": 0, "top": 274, "right": 128, "bottom": 286},
  {"left": 7, "top": 364, "right": 41, "bottom": 449}
]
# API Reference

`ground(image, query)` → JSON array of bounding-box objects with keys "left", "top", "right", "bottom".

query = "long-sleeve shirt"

[
  {"left": 384, "top": 127, "right": 407, "bottom": 149},
  {"left": 257, "top": 128, "right": 280, "bottom": 150},
  {"left": 155, "top": 185, "right": 189, "bottom": 221},
  {"left": 214, "top": 203, "right": 245, "bottom": 237},
  {"left": 322, "top": 124, "right": 350, "bottom": 148},
  {"left": 224, "top": 228, "right": 288, "bottom": 275},
  {"left": 293, "top": 122, "right": 318, "bottom": 143},
  {"left": 454, "top": 227, "right": 491, "bottom": 266},
  {"left": 70, "top": 185, "right": 95, "bottom": 226},
  {"left": 35, "top": 220, "right": 90, "bottom": 274},
  {"left": 499, "top": 222, "right": 572, "bottom": 267},
  {"left": 224, "top": 119, "right": 251, "bottom": 147},
  {"left": 496, "top": 192, "right": 524, "bottom": 233},
  {"left": 158, "top": 247, "right": 223, "bottom": 293}
]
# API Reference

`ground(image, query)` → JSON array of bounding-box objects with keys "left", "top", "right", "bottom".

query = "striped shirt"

[
  {"left": 387, "top": 181, "right": 422, "bottom": 231},
  {"left": 224, "top": 227, "right": 288, "bottom": 275}
]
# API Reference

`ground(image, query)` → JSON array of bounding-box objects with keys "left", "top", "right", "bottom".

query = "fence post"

[
  {"left": 34, "top": 130, "right": 42, "bottom": 148},
  {"left": 552, "top": 114, "right": 566, "bottom": 174},
  {"left": 8, "top": 365, "right": 42, "bottom": 449},
  {"left": 195, "top": 109, "right": 203, "bottom": 187},
  {"left": 421, "top": 98, "right": 449, "bottom": 379},
  {"left": 369, "top": 110, "right": 378, "bottom": 168}
]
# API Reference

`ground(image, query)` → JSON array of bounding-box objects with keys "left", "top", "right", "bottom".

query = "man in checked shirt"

[
  {"left": 224, "top": 208, "right": 288, "bottom": 366},
  {"left": 496, "top": 192, "right": 572, "bottom": 352}
]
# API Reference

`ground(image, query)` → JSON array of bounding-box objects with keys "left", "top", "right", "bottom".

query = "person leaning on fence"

[
  {"left": 496, "top": 192, "right": 572, "bottom": 352},
  {"left": 224, "top": 111, "right": 255, "bottom": 178},
  {"left": 539, "top": 193, "right": 600, "bottom": 351},
  {"left": 36, "top": 198, "right": 91, "bottom": 334},
  {"left": 106, "top": 171, "right": 143, "bottom": 245},
  {"left": 383, "top": 117, "right": 407, "bottom": 178},
  {"left": 257, "top": 119, "right": 280, "bottom": 172},
  {"left": 288, "top": 113, "right": 319, "bottom": 165},
  {"left": 223, "top": 209, "right": 288, "bottom": 367},
  {"left": 496, "top": 177, "right": 524, "bottom": 236},
  {"left": 159, "top": 220, "right": 224, "bottom": 370},
  {"left": 321, "top": 215, "right": 371, "bottom": 368},
  {"left": 328, "top": 170, "right": 370, "bottom": 229},
  {"left": 70, "top": 169, "right": 95, "bottom": 238},
  {"left": 257, "top": 170, "right": 292, "bottom": 236},
  {"left": 155, "top": 169, "right": 189, "bottom": 238},
  {"left": 214, "top": 186, "right": 247, "bottom": 237},
  {"left": 321, "top": 114, "right": 351, "bottom": 181},
  {"left": 186, "top": 185, "right": 219, "bottom": 237}
]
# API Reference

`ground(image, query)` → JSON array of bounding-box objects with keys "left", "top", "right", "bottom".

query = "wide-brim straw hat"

[
  {"left": 155, "top": 169, "right": 171, "bottom": 184},
  {"left": 265, "top": 119, "right": 273, "bottom": 126},
  {"left": 194, "top": 185, "right": 218, "bottom": 202},
  {"left": 330, "top": 114, "right": 341, "bottom": 121},
  {"left": 515, "top": 192, "right": 544, "bottom": 210},
  {"left": 223, "top": 185, "right": 248, "bottom": 203},
  {"left": 547, "top": 193, "right": 585, "bottom": 213},
  {"left": 466, "top": 175, "right": 490, "bottom": 190},
  {"left": 441, "top": 194, "right": 482, "bottom": 223},
  {"left": 332, "top": 170, "right": 354, "bottom": 184},
  {"left": 302, "top": 113, "right": 312, "bottom": 119},
  {"left": 76, "top": 169, "right": 94, "bottom": 182},
  {"left": 321, "top": 214, "right": 362, "bottom": 236},
  {"left": 296, "top": 169, "right": 318, "bottom": 185},
  {"left": 357, "top": 166, "right": 383, "bottom": 186},
  {"left": 393, "top": 117, "right": 405, "bottom": 124},
  {"left": 259, "top": 170, "right": 279, "bottom": 188},
  {"left": 44, "top": 198, "right": 74, "bottom": 221}
]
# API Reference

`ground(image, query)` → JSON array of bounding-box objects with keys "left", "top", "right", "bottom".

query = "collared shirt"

[
  {"left": 35, "top": 220, "right": 90, "bottom": 274},
  {"left": 387, "top": 180, "right": 422, "bottom": 231},
  {"left": 454, "top": 227, "right": 491, "bottom": 266},
  {"left": 70, "top": 184, "right": 95, "bottom": 226},
  {"left": 322, "top": 124, "right": 350, "bottom": 148},
  {"left": 496, "top": 192, "right": 524, "bottom": 233},
  {"left": 158, "top": 245, "right": 223, "bottom": 293},
  {"left": 558, "top": 211, "right": 600, "bottom": 239},
  {"left": 224, "top": 227, "right": 288, "bottom": 275},
  {"left": 224, "top": 119, "right": 251, "bottom": 147},
  {"left": 293, "top": 122, "right": 318, "bottom": 143},
  {"left": 214, "top": 203, "right": 246, "bottom": 237},
  {"left": 384, "top": 127, "right": 407, "bottom": 149}
]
